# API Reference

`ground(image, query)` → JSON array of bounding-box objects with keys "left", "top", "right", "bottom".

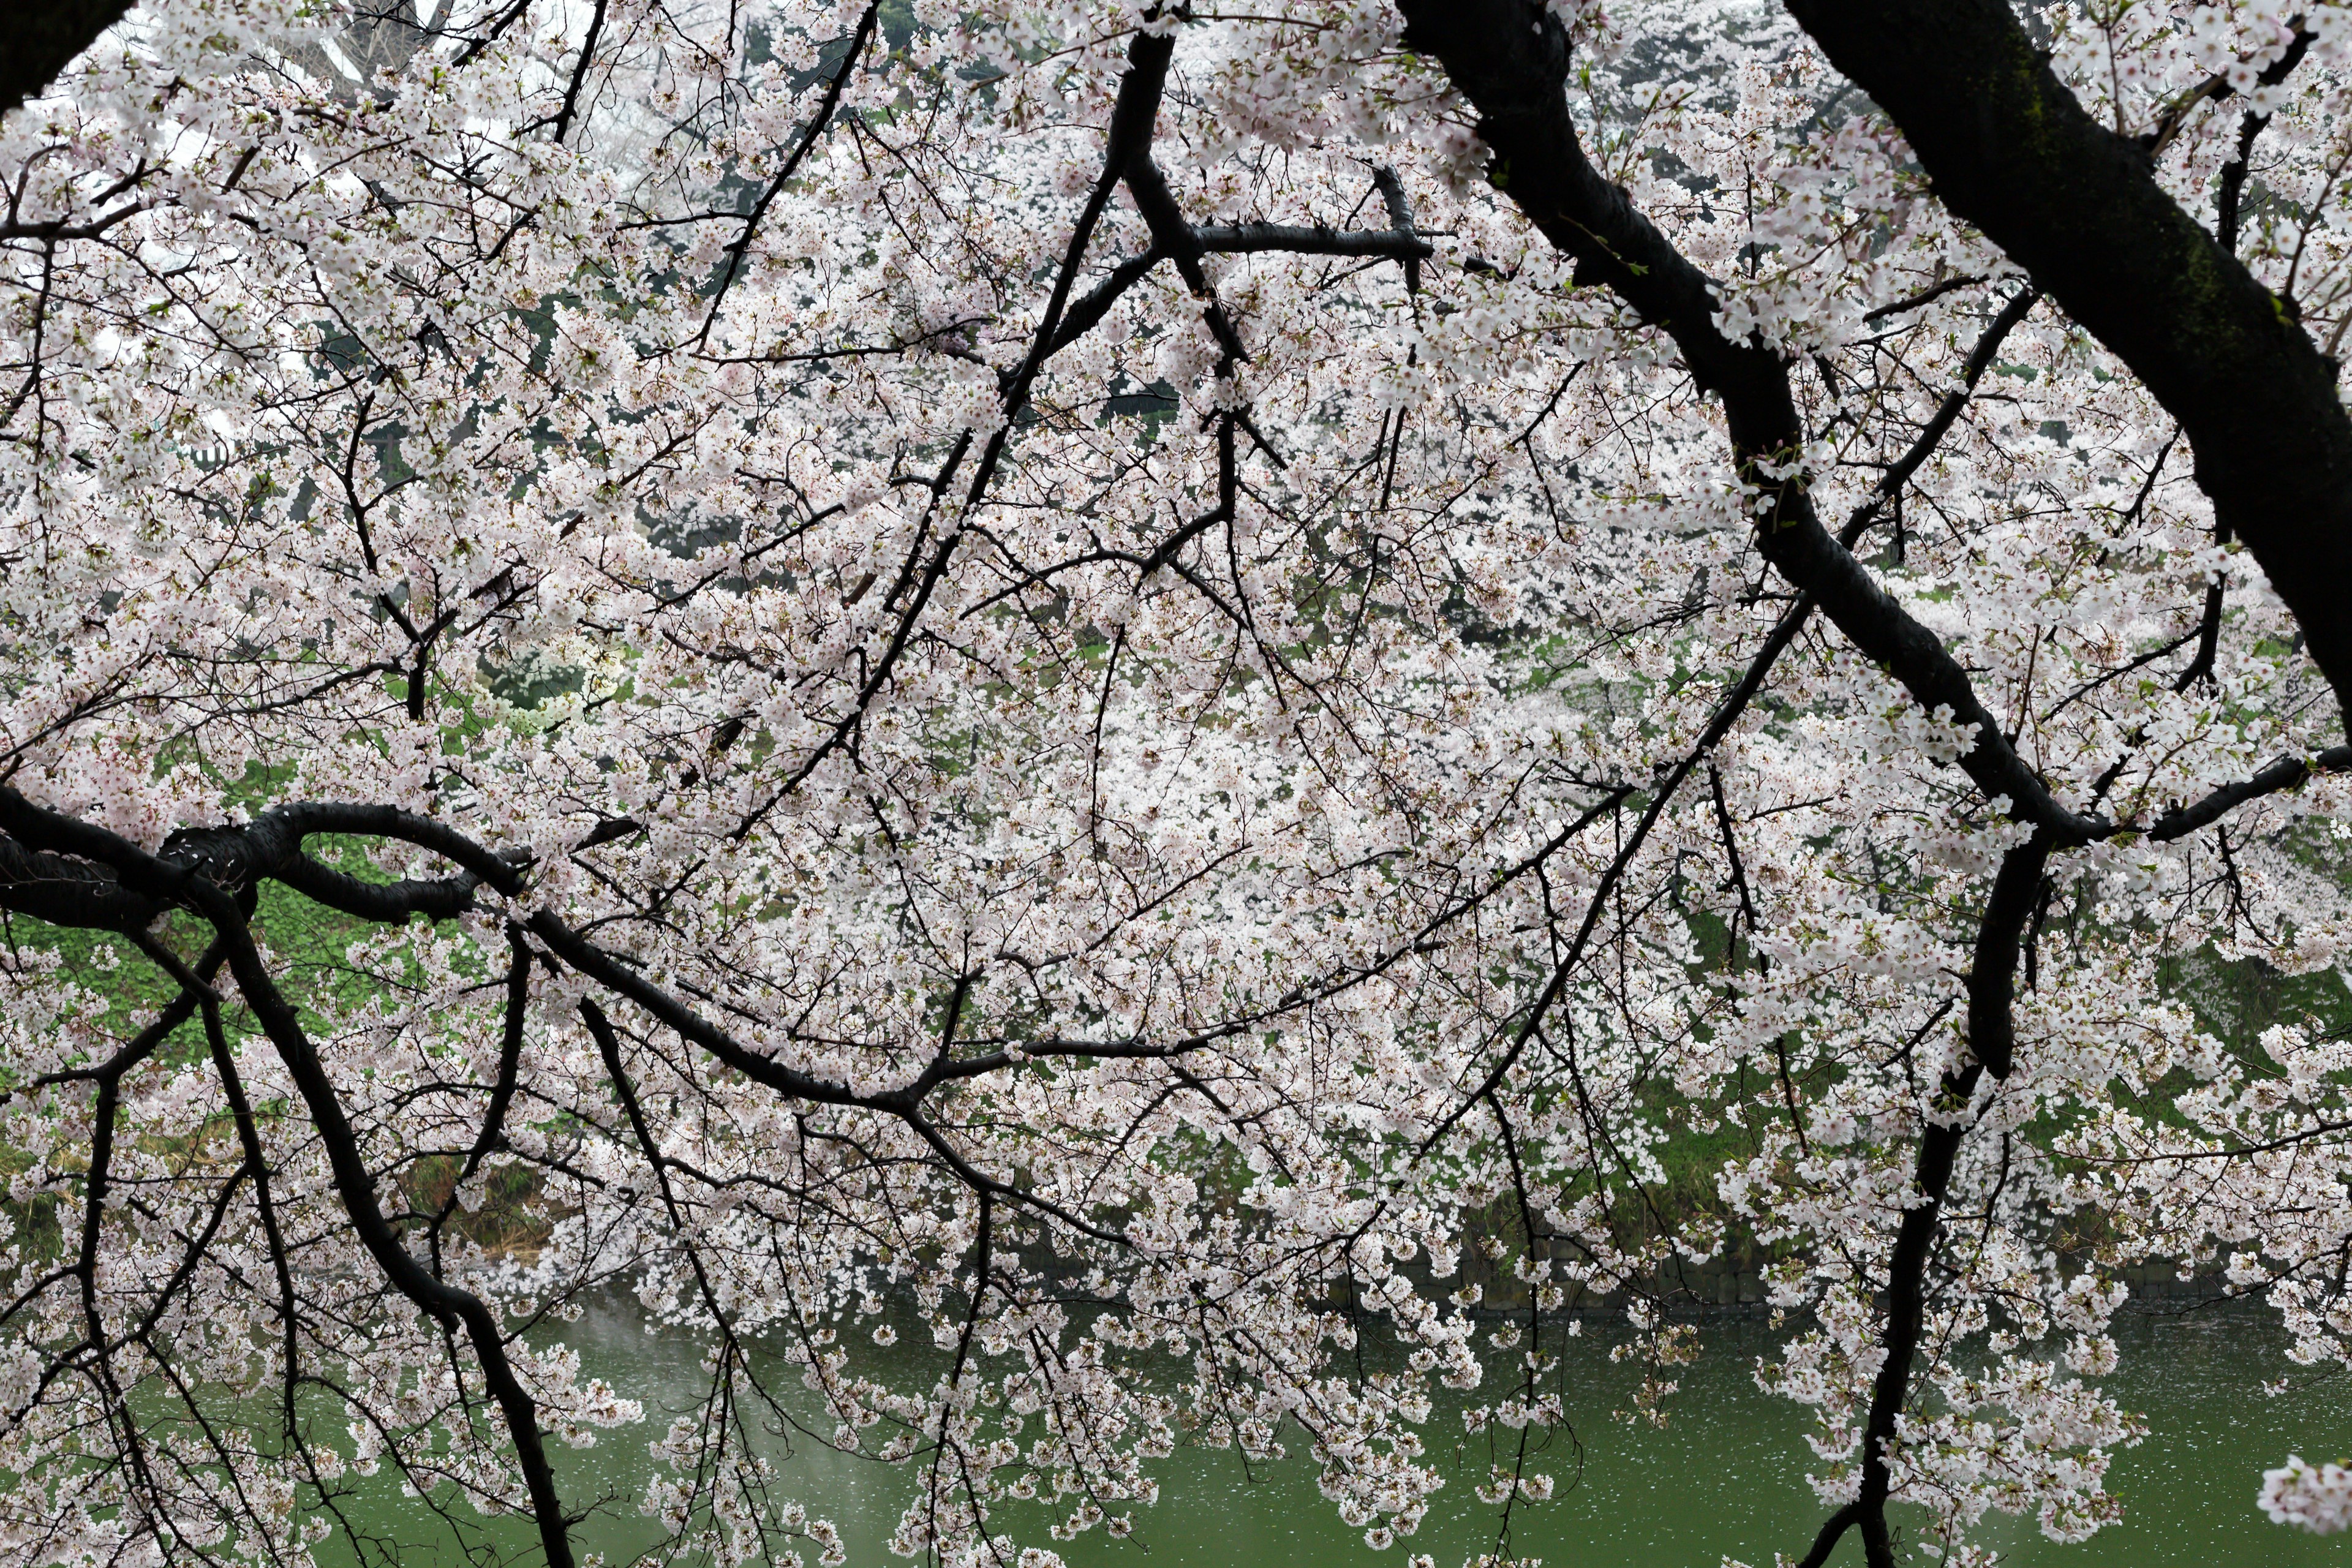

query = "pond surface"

[{"left": 326, "top": 1298, "right": 2351, "bottom": 1567}]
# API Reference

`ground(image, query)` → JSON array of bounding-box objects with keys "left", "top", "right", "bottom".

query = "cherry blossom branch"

[
  {"left": 2174, "top": 539, "right": 2232, "bottom": 693},
  {"left": 1860, "top": 274, "right": 1988, "bottom": 324},
  {"left": 1842, "top": 284, "right": 2041, "bottom": 545},
  {"left": 1190, "top": 222, "right": 1433, "bottom": 261},
  {"left": 66, "top": 974, "right": 170, "bottom": 1525},
  {"left": 26, "top": 4, "right": 2350, "bottom": 1559},
  {"left": 1400, "top": 0, "right": 2107, "bottom": 847},
  {"left": 158, "top": 937, "right": 309, "bottom": 1447},
  {"left": 730, "top": 26, "right": 1180, "bottom": 832},
  {"left": 1043, "top": 246, "right": 1168, "bottom": 356},
  {"left": 212, "top": 897, "right": 579, "bottom": 1564},
  {"left": 1395, "top": 15, "right": 2173, "bottom": 1560},
  {"left": 692, "top": 3, "right": 881, "bottom": 350},
  {"left": 578, "top": 998, "right": 744, "bottom": 1335},
  {"left": 1124, "top": 154, "right": 1249, "bottom": 364},
  {"left": 540, "top": 0, "right": 608, "bottom": 145},
  {"left": 2147, "top": 743, "right": 2352, "bottom": 840},
  {"left": 1030, "top": 217, "right": 1423, "bottom": 369},
  {"left": 2144, "top": 21, "right": 2313, "bottom": 160},
  {"left": 1709, "top": 764, "right": 1811, "bottom": 1155},
  {"left": 1, "top": 938, "right": 223, "bottom": 1101},
  {"left": 425, "top": 929, "right": 533, "bottom": 1262},
  {"left": 1427, "top": 592, "right": 1820, "bottom": 1145}
]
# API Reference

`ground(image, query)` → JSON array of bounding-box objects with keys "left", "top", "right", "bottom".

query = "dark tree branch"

[
  {"left": 1390, "top": 19, "right": 2154, "bottom": 1564},
  {"left": 0, "top": 831, "right": 167, "bottom": 929},
  {"left": 0, "top": 790, "right": 518, "bottom": 929},
  {"left": 1844, "top": 285, "right": 2041, "bottom": 545},
  {"left": 2174, "top": 531, "right": 2233, "bottom": 693},
  {"left": 729, "top": 24, "right": 1178, "bottom": 837},
  {"left": 694, "top": 4, "right": 880, "bottom": 349},
  {"left": 273, "top": 851, "right": 483, "bottom": 923},
  {"left": 169, "top": 939, "right": 306, "bottom": 1441},
  {"left": 0, "top": 789, "right": 578, "bottom": 1568},
  {"left": 1792, "top": 1501, "right": 1862, "bottom": 1568},
  {"left": 1191, "top": 222, "right": 1433, "bottom": 260},
  {"left": 1398, "top": 0, "right": 2105, "bottom": 847},
  {"left": 428, "top": 929, "right": 533, "bottom": 1256},
  {"left": 1123, "top": 154, "right": 1250, "bottom": 364},
  {"left": 542, "top": 0, "right": 608, "bottom": 145},
  {"left": 2146, "top": 24, "right": 2313, "bottom": 159},
  {"left": 1961, "top": 835, "right": 2049, "bottom": 1084},
  {"left": 202, "top": 891, "right": 579, "bottom": 1568},
  {"left": 1861, "top": 274, "right": 1986, "bottom": 324},
  {"left": 1371, "top": 164, "right": 1423, "bottom": 295},
  {"left": 1834, "top": 833, "right": 2048, "bottom": 1567},
  {"left": 1044, "top": 247, "right": 1165, "bottom": 357},
  {"left": 5, "top": 940, "right": 225, "bottom": 1099},
  {"left": 2148, "top": 742, "right": 2352, "bottom": 841},
  {"left": 580, "top": 998, "right": 734, "bottom": 1313},
  {"left": 1429, "top": 589, "right": 1820, "bottom": 1145},
  {"left": 530, "top": 910, "right": 879, "bottom": 1109}
]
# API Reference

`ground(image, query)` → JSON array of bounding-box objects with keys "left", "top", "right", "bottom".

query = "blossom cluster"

[{"left": 1, "top": 1, "right": 2351, "bottom": 1564}]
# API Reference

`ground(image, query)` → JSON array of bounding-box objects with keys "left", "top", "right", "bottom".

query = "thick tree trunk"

[
  {"left": 1782, "top": 0, "right": 2352, "bottom": 725},
  {"left": 2, "top": 0, "right": 134, "bottom": 118}
]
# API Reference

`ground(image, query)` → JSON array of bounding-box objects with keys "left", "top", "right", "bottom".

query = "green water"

[{"left": 329, "top": 1300, "right": 2351, "bottom": 1567}]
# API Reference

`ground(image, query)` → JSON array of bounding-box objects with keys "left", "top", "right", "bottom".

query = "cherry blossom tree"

[{"left": 4, "top": 2, "right": 2352, "bottom": 1567}]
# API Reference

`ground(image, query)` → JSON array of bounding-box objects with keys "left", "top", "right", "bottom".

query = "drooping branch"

[
  {"left": 1816, "top": 834, "right": 2051, "bottom": 1568},
  {"left": 203, "top": 900, "right": 578, "bottom": 1568},
  {"left": 1400, "top": 0, "right": 2118, "bottom": 1169},
  {"left": 579, "top": 998, "right": 734, "bottom": 1321},
  {"left": 0, "top": 789, "right": 578, "bottom": 1568},
  {"left": 70, "top": 990, "right": 160, "bottom": 1517},
  {"left": 1392, "top": 18, "right": 2212, "bottom": 1563}
]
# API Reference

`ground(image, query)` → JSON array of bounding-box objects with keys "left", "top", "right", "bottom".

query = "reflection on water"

[{"left": 319, "top": 1298, "right": 2352, "bottom": 1567}]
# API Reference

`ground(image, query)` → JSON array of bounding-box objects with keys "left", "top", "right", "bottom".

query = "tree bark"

[
  {"left": 2, "top": 0, "right": 132, "bottom": 118},
  {"left": 1781, "top": 0, "right": 2352, "bottom": 725}
]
